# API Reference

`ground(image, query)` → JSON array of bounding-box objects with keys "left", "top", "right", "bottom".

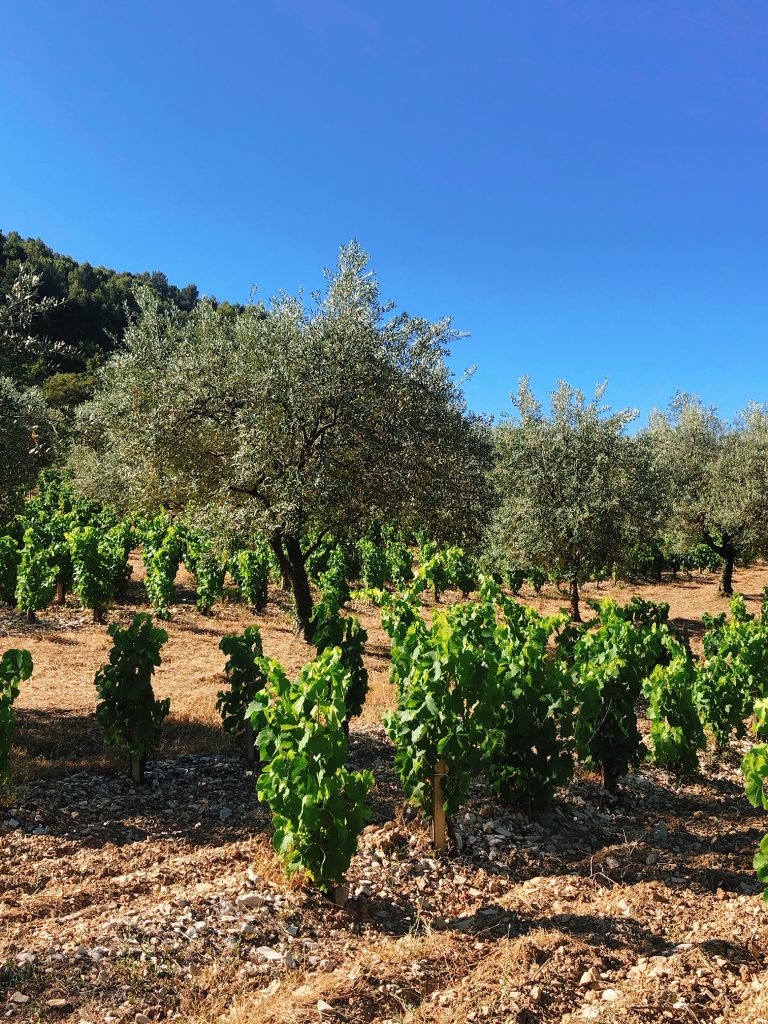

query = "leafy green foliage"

[
  {"left": 67, "top": 525, "right": 128, "bottom": 622},
  {"left": 741, "top": 744, "right": 768, "bottom": 904},
  {"left": 1, "top": 228, "right": 205, "bottom": 387},
  {"left": 444, "top": 546, "right": 479, "bottom": 598},
  {"left": 416, "top": 540, "right": 449, "bottom": 601},
  {"left": 15, "top": 525, "right": 57, "bottom": 618},
  {"left": 650, "top": 395, "right": 768, "bottom": 595},
  {"left": 754, "top": 697, "right": 768, "bottom": 740},
  {"left": 109, "top": 521, "right": 135, "bottom": 596},
  {"left": 0, "top": 375, "right": 53, "bottom": 528},
  {"left": 695, "top": 594, "right": 768, "bottom": 745},
  {"left": 216, "top": 626, "right": 268, "bottom": 738},
  {"left": 571, "top": 599, "right": 667, "bottom": 789},
  {"left": 357, "top": 538, "right": 390, "bottom": 589},
  {"left": 743, "top": 745, "right": 768, "bottom": 811},
  {"left": 384, "top": 598, "right": 498, "bottom": 816},
  {"left": 250, "top": 649, "right": 374, "bottom": 889},
  {"left": 71, "top": 245, "right": 493, "bottom": 641},
  {"left": 231, "top": 546, "right": 270, "bottom": 611},
  {"left": 184, "top": 531, "right": 227, "bottom": 614},
  {"left": 139, "top": 516, "right": 182, "bottom": 619},
  {"left": 643, "top": 635, "right": 705, "bottom": 773},
  {"left": 304, "top": 533, "right": 339, "bottom": 582},
  {"left": 0, "top": 535, "right": 20, "bottom": 606},
  {"left": 606, "top": 596, "right": 671, "bottom": 630},
  {"left": 526, "top": 566, "right": 547, "bottom": 593},
  {"left": 679, "top": 543, "right": 725, "bottom": 575},
  {"left": 485, "top": 605, "right": 574, "bottom": 812},
  {"left": 506, "top": 568, "right": 526, "bottom": 595},
  {"left": 318, "top": 546, "right": 351, "bottom": 607},
  {"left": 491, "top": 379, "right": 658, "bottom": 620},
  {"left": 384, "top": 536, "right": 413, "bottom": 587},
  {"left": 0, "top": 648, "right": 33, "bottom": 784},
  {"left": 364, "top": 585, "right": 425, "bottom": 685},
  {"left": 94, "top": 613, "right": 170, "bottom": 760},
  {"left": 311, "top": 599, "right": 369, "bottom": 722}
]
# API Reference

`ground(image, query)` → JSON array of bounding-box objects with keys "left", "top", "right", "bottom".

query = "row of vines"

[{"left": 5, "top": 572, "right": 768, "bottom": 899}]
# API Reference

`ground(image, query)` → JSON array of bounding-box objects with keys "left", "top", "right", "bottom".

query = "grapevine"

[
  {"left": 0, "top": 648, "right": 33, "bottom": 784},
  {"left": 94, "top": 613, "right": 170, "bottom": 774}
]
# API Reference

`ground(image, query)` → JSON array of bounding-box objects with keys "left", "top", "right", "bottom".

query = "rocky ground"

[
  {"left": 3, "top": 565, "right": 768, "bottom": 1023},
  {"left": 2, "top": 728, "right": 768, "bottom": 1024}
]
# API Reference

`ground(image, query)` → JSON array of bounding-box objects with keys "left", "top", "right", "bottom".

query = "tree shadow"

[
  {"left": 7, "top": 708, "right": 765, "bottom": 912},
  {"left": 671, "top": 614, "right": 706, "bottom": 643},
  {"left": 5, "top": 718, "right": 398, "bottom": 854},
  {"left": 11, "top": 707, "right": 238, "bottom": 783},
  {"left": 462, "top": 765, "right": 765, "bottom": 898}
]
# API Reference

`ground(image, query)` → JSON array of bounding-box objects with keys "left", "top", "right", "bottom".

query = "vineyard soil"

[{"left": 2, "top": 559, "right": 768, "bottom": 1023}]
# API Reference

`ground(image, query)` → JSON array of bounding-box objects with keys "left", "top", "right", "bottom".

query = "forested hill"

[{"left": 1, "top": 230, "right": 233, "bottom": 405}]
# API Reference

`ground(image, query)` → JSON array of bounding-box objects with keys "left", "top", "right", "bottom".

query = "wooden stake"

[
  {"left": 432, "top": 759, "right": 448, "bottom": 851},
  {"left": 130, "top": 754, "right": 143, "bottom": 785},
  {"left": 244, "top": 719, "right": 256, "bottom": 764}
]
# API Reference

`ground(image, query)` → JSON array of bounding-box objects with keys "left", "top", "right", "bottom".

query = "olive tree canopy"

[
  {"left": 0, "top": 266, "right": 57, "bottom": 523},
  {"left": 73, "top": 242, "right": 493, "bottom": 637},
  {"left": 0, "top": 378, "right": 50, "bottom": 526},
  {"left": 0, "top": 263, "right": 61, "bottom": 381},
  {"left": 490, "top": 379, "right": 658, "bottom": 620},
  {"left": 648, "top": 393, "right": 768, "bottom": 595}
]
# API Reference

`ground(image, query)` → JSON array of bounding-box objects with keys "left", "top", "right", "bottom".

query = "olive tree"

[
  {"left": 0, "top": 267, "right": 56, "bottom": 524},
  {"left": 0, "top": 379, "right": 50, "bottom": 527},
  {"left": 0, "top": 264, "right": 61, "bottom": 381},
  {"left": 490, "top": 379, "right": 657, "bottom": 620},
  {"left": 648, "top": 394, "right": 768, "bottom": 595},
  {"left": 72, "top": 243, "right": 492, "bottom": 638}
]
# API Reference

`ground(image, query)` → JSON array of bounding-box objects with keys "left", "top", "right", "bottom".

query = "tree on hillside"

[
  {"left": 648, "top": 393, "right": 768, "bottom": 596},
  {"left": 0, "top": 263, "right": 61, "bottom": 378},
  {"left": 490, "top": 379, "right": 658, "bottom": 620},
  {"left": 72, "top": 242, "right": 493, "bottom": 639},
  {"left": 0, "top": 379, "right": 50, "bottom": 527},
  {"left": 0, "top": 230, "right": 210, "bottom": 390},
  {"left": 0, "top": 267, "right": 56, "bottom": 524}
]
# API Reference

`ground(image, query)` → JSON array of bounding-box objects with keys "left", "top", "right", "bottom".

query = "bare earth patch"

[{"left": 2, "top": 560, "right": 768, "bottom": 1023}]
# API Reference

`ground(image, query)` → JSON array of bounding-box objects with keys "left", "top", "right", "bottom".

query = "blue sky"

[{"left": 1, "top": 1, "right": 766, "bottom": 422}]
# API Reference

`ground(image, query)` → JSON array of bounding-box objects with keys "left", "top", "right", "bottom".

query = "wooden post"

[
  {"left": 130, "top": 754, "right": 143, "bottom": 784},
  {"left": 432, "top": 759, "right": 447, "bottom": 851},
  {"left": 244, "top": 719, "right": 256, "bottom": 764}
]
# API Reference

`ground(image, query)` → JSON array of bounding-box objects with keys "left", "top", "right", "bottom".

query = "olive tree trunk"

[
  {"left": 704, "top": 530, "right": 736, "bottom": 597},
  {"left": 569, "top": 578, "right": 581, "bottom": 622},
  {"left": 270, "top": 531, "right": 316, "bottom": 642},
  {"left": 719, "top": 549, "right": 736, "bottom": 597}
]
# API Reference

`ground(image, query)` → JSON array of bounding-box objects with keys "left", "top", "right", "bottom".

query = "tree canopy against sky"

[
  {"left": 648, "top": 394, "right": 768, "bottom": 596},
  {"left": 490, "top": 379, "right": 658, "bottom": 620},
  {"left": 0, "top": 265, "right": 56, "bottom": 524},
  {"left": 73, "top": 242, "right": 493, "bottom": 637}
]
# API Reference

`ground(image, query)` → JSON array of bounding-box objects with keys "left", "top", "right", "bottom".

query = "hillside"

[{"left": 0, "top": 230, "right": 236, "bottom": 403}]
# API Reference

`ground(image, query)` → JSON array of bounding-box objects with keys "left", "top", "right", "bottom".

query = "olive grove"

[{"left": 72, "top": 243, "right": 493, "bottom": 638}]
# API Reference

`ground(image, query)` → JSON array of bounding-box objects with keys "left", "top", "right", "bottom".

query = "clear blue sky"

[{"left": 2, "top": 1, "right": 766, "bottom": 422}]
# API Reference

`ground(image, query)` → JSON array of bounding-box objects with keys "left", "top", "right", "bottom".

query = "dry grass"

[{"left": 188, "top": 931, "right": 481, "bottom": 1024}]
